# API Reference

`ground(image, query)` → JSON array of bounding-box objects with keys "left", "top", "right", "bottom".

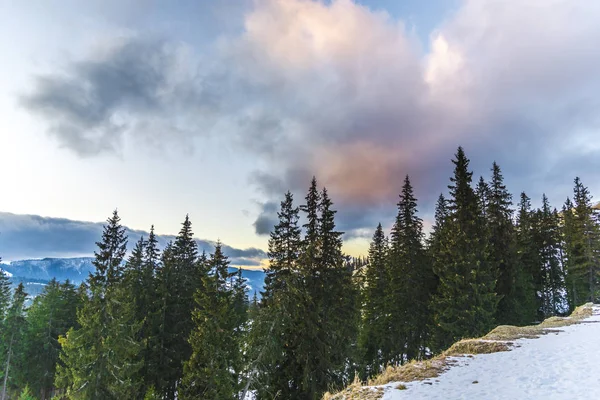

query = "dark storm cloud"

[
  {"left": 252, "top": 202, "right": 279, "bottom": 236},
  {"left": 22, "top": 38, "right": 170, "bottom": 154},
  {"left": 0, "top": 212, "right": 265, "bottom": 266},
  {"left": 21, "top": 0, "right": 600, "bottom": 239},
  {"left": 21, "top": 36, "right": 227, "bottom": 156}
]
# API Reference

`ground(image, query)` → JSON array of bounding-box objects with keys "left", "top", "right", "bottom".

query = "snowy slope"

[{"left": 379, "top": 305, "right": 600, "bottom": 400}]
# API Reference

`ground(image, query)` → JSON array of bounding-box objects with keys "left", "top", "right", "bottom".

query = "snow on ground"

[{"left": 381, "top": 305, "right": 600, "bottom": 400}]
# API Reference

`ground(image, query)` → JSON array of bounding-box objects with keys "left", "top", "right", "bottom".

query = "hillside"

[
  {"left": 1, "top": 257, "right": 266, "bottom": 295},
  {"left": 328, "top": 304, "right": 599, "bottom": 399}
]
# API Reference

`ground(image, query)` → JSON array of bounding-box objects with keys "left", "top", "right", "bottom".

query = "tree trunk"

[{"left": 1, "top": 332, "right": 15, "bottom": 400}]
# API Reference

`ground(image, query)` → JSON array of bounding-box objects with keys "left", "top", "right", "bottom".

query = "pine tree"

[
  {"left": 138, "top": 226, "right": 162, "bottom": 395},
  {"left": 432, "top": 147, "right": 498, "bottom": 348},
  {"left": 300, "top": 177, "right": 321, "bottom": 272},
  {"left": 428, "top": 195, "right": 449, "bottom": 256},
  {"left": 56, "top": 210, "right": 142, "bottom": 399},
  {"left": 358, "top": 223, "right": 389, "bottom": 378},
  {"left": 250, "top": 192, "right": 303, "bottom": 399},
  {"left": 17, "top": 385, "right": 35, "bottom": 400},
  {"left": 291, "top": 182, "right": 358, "bottom": 399},
  {"left": 317, "top": 187, "right": 359, "bottom": 392},
  {"left": 181, "top": 243, "right": 246, "bottom": 399},
  {"left": 427, "top": 195, "right": 447, "bottom": 350},
  {"left": 121, "top": 236, "right": 150, "bottom": 398},
  {"left": 563, "top": 178, "right": 599, "bottom": 307},
  {"left": 19, "top": 279, "right": 80, "bottom": 399},
  {"left": 534, "top": 195, "right": 567, "bottom": 316},
  {"left": 0, "top": 260, "right": 10, "bottom": 323},
  {"left": 153, "top": 242, "right": 178, "bottom": 398},
  {"left": 262, "top": 191, "right": 301, "bottom": 303},
  {"left": 387, "top": 176, "right": 433, "bottom": 364},
  {"left": 253, "top": 179, "right": 358, "bottom": 399},
  {"left": 1, "top": 284, "right": 28, "bottom": 400},
  {"left": 89, "top": 210, "right": 128, "bottom": 287},
  {"left": 486, "top": 162, "right": 522, "bottom": 324},
  {"left": 476, "top": 176, "right": 491, "bottom": 219},
  {"left": 515, "top": 192, "right": 540, "bottom": 322},
  {"left": 153, "top": 216, "right": 206, "bottom": 400}
]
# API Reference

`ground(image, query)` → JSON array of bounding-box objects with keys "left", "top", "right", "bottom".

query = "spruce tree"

[
  {"left": 153, "top": 216, "right": 206, "bottom": 399},
  {"left": 56, "top": 210, "right": 142, "bottom": 399},
  {"left": 0, "top": 261, "right": 10, "bottom": 324},
  {"left": 153, "top": 242, "right": 178, "bottom": 398},
  {"left": 486, "top": 162, "right": 522, "bottom": 324},
  {"left": 428, "top": 195, "right": 449, "bottom": 258},
  {"left": 250, "top": 192, "right": 303, "bottom": 399},
  {"left": 20, "top": 279, "right": 80, "bottom": 399},
  {"left": 358, "top": 223, "right": 389, "bottom": 377},
  {"left": 387, "top": 176, "right": 433, "bottom": 364},
  {"left": 262, "top": 191, "right": 301, "bottom": 303},
  {"left": 427, "top": 195, "right": 447, "bottom": 350},
  {"left": 300, "top": 177, "right": 321, "bottom": 272},
  {"left": 515, "top": 192, "right": 540, "bottom": 322},
  {"left": 476, "top": 176, "right": 491, "bottom": 219},
  {"left": 563, "top": 178, "right": 599, "bottom": 306},
  {"left": 534, "top": 195, "right": 567, "bottom": 316},
  {"left": 432, "top": 147, "right": 498, "bottom": 348},
  {"left": 181, "top": 243, "right": 246, "bottom": 399},
  {"left": 253, "top": 179, "right": 358, "bottom": 399},
  {"left": 139, "top": 226, "right": 162, "bottom": 395},
  {"left": 317, "top": 187, "right": 359, "bottom": 393},
  {"left": 1, "top": 284, "right": 28, "bottom": 400}
]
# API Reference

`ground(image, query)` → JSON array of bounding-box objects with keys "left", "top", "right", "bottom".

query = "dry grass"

[
  {"left": 483, "top": 324, "right": 547, "bottom": 340},
  {"left": 483, "top": 302, "right": 594, "bottom": 341},
  {"left": 323, "top": 303, "right": 595, "bottom": 399},
  {"left": 323, "top": 375, "right": 385, "bottom": 400},
  {"left": 368, "top": 356, "right": 455, "bottom": 386},
  {"left": 443, "top": 339, "right": 512, "bottom": 356}
]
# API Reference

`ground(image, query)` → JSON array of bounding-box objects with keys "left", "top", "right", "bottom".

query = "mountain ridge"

[{"left": 1, "top": 256, "right": 266, "bottom": 296}]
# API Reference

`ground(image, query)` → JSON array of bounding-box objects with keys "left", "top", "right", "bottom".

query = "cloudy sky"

[{"left": 1, "top": 0, "right": 600, "bottom": 261}]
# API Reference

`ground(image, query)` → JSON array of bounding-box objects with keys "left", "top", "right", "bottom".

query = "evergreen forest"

[{"left": 1, "top": 147, "right": 599, "bottom": 399}]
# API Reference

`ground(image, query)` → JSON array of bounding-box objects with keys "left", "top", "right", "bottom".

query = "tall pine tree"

[
  {"left": 534, "top": 195, "right": 567, "bottom": 316},
  {"left": 181, "top": 243, "right": 247, "bottom": 399},
  {"left": 19, "top": 279, "right": 80, "bottom": 399},
  {"left": 432, "top": 147, "right": 498, "bottom": 349},
  {"left": 563, "top": 178, "right": 599, "bottom": 307},
  {"left": 387, "top": 176, "right": 433, "bottom": 364},
  {"left": 486, "top": 162, "right": 522, "bottom": 324},
  {"left": 358, "top": 223, "right": 389, "bottom": 378},
  {"left": 515, "top": 192, "right": 540, "bottom": 322},
  {"left": 250, "top": 191, "right": 303, "bottom": 399},
  {"left": 56, "top": 210, "right": 142, "bottom": 399},
  {"left": 1, "top": 284, "right": 28, "bottom": 400}
]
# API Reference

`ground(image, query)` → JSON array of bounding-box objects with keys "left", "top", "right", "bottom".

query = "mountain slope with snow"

[
  {"left": 2, "top": 257, "right": 266, "bottom": 294},
  {"left": 352, "top": 304, "right": 600, "bottom": 400}
]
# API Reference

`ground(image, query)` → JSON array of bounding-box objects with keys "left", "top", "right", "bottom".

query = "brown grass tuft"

[
  {"left": 323, "top": 374, "right": 385, "bottom": 400},
  {"left": 368, "top": 357, "right": 456, "bottom": 386},
  {"left": 443, "top": 339, "right": 512, "bottom": 356}
]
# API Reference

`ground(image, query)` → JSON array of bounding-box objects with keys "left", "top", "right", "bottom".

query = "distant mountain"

[
  {"left": 0, "top": 212, "right": 266, "bottom": 267},
  {"left": 3, "top": 257, "right": 95, "bottom": 283},
  {"left": 1, "top": 257, "right": 266, "bottom": 296}
]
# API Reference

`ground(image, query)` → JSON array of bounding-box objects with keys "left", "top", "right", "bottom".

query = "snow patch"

[
  {"left": 380, "top": 305, "right": 600, "bottom": 400},
  {"left": 0, "top": 268, "right": 12, "bottom": 278}
]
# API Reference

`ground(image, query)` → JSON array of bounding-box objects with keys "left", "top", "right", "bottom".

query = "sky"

[{"left": 1, "top": 0, "right": 600, "bottom": 262}]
